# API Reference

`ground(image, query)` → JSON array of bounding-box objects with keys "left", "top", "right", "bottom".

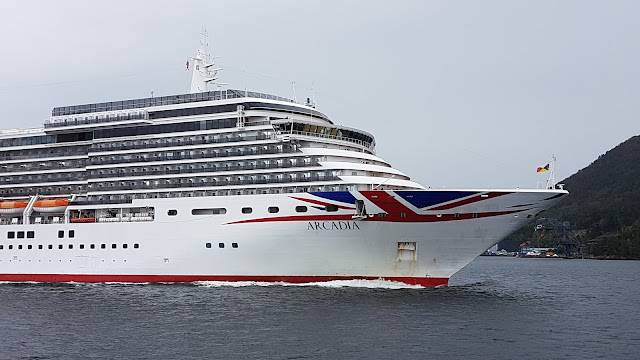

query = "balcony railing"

[
  {"left": 289, "top": 130, "right": 374, "bottom": 150},
  {"left": 89, "top": 175, "right": 341, "bottom": 192},
  {"left": 88, "top": 160, "right": 321, "bottom": 179},
  {"left": 90, "top": 146, "right": 296, "bottom": 166},
  {"left": 90, "top": 134, "right": 273, "bottom": 153}
]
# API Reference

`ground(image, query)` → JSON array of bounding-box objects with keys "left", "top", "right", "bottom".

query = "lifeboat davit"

[
  {"left": 0, "top": 201, "right": 28, "bottom": 214},
  {"left": 33, "top": 199, "right": 69, "bottom": 213}
]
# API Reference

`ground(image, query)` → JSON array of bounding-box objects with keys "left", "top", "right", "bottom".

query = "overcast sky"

[{"left": 0, "top": 1, "right": 638, "bottom": 189}]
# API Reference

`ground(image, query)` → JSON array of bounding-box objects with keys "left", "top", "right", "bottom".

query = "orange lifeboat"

[
  {"left": 0, "top": 201, "right": 28, "bottom": 214},
  {"left": 33, "top": 199, "right": 69, "bottom": 213},
  {"left": 71, "top": 217, "right": 96, "bottom": 223},
  {"left": 70, "top": 210, "right": 96, "bottom": 223}
]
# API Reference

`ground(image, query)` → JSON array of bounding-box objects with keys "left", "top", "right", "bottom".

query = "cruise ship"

[{"left": 0, "top": 40, "right": 567, "bottom": 286}]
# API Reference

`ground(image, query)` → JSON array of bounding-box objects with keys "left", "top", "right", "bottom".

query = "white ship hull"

[
  {"left": 0, "top": 189, "right": 566, "bottom": 286},
  {"left": 0, "top": 39, "right": 568, "bottom": 286}
]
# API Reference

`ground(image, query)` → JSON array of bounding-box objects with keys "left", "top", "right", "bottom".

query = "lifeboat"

[
  {"left": 70, "top": 217, "right": 96, "bottom": 223},
  {"left": 33, "top": 199, "right": 69, "bottom": 213},
  {"left": 0, "top": 201, "right": 28, "bottom": 214}
]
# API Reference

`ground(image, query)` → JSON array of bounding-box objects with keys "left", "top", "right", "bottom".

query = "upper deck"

[{"left": 46, "top": 89, "right": 330, "bottom": 129}]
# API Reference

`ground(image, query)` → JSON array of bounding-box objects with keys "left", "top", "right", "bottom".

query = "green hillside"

[{"left": 504, "top": 135, "right": 640, "bottom": 258}]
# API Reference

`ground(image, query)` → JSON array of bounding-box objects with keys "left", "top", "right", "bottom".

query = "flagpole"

[{"left": 546, "top": 154, "right": 556, "bottom": 189}]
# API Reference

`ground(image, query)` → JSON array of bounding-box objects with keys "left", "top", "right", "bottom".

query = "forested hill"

[
  {"left": 505, "top": 135, "right": 640, "bottom": 258},
  {"left": 549, "top": 135, "right": 640, "bottom": 238}
]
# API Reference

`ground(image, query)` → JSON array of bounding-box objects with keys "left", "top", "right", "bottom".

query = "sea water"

[{"left": 0, "top": 257, "right": 638, "bottom": 359}]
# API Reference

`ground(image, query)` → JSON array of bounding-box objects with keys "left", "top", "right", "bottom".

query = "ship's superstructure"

[{"left": 0, "top": 39, "right": 567, "bottom": 286}]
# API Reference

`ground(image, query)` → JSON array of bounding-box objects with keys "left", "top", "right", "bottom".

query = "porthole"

[
  {"left": 167, "top": 209, "right": 178, "bottom": 216},
  {"left": 69, "top": 244, "right": 73, "bottom": 249},
  {"left": 206, "top": 243, "right": 212, "bottom": 248},
  {"left": 218, "top": 243, "right": 224, "bottom": 248},
  {"left": 80, "top": 244, "right": 85, "bottom": 249},
  {"left": 295, "top": 206, "right": 308, "bottom": 213},
  {"left": 17, "top": 231, "right": 24, "bottom": 239},
  {"left": 90, "top": 244, "right": 95, "bottom": 249},
  {"left": 268, "top": 206, "right": 279, "bottom": 214},
  {"left": 134, "top": 244, "right": 139, "bottom": 249},
  {"left": 27, "top": 231, "right": 35, "bottom": 239},
  {"left": 232, "top": 243, "right": 238, "bottom": 248},
  {"left": 48, "top": 245, "right": 53, "bottom": 249},
  {"left": 38, "top": 245, "right": 43, "bottom": 250},
  {"left": 58, "top": 244, "right": 63, "bottom": 249},
  {"left": 111, "top": 244, "right": 117, "bottom": 249},
  {"left": 7, "top": 232, "right": 14, "bottom": 239},
  {"left": 0, "top": 245, "right": 3, "bottom": 250},
  {"left": 18, "top": 245, "right": 23, "bottom": 250},
  {"left": 8, "top": 245, "right": 13, "bottom": 250},
  {"left": 101, "top": 244, "right": 106, "bottom": 249},
  {"left": 241, "top": 207, "right": 253, "bottom": 214},
  {"left": 27, "top": 245, "right": 32, "bottom": 250},
  {"left": 123, "top": 244, "right": 128, "bottom": 249}
]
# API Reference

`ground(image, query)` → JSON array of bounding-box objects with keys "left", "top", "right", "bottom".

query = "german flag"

[{"left": 537, "top": 164, "right": 550, "bottom": 173}]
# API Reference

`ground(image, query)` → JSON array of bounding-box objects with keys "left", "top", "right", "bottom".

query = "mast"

[{"left": 188, "top": 27, "right": 226, "bottom": 93}]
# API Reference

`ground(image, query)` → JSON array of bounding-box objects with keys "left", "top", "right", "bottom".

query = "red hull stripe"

[
  {"left": 0, "top": 274, "right": 449, "bottom": 287},
  {"left": 290, "top": 196, "right": 355, "bottom": 210},
  {"left": 226, "top": 209, "right": 527, "bottom": 225},
  {"left": 226, "top": 214, "right": 354, "bottom": 225}
]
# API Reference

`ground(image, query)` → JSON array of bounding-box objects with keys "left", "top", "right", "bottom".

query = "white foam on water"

[{"left": 194, "top": 279, "right": 426, "bottom": 289}]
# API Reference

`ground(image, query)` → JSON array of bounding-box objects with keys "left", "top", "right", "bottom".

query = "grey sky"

[{"left": 0, "top": 0, "right": 638, "bottom": 189}]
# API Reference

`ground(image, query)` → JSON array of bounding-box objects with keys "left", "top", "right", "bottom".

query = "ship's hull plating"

[{"left": 0, "top": 189, "right": 567, "bottom": 286}]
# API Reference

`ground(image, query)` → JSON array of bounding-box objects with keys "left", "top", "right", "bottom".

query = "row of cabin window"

[
  {"left": 168, "top": 205, "right": 339, "bottom": 217},
  {"left": 0, "top": 243, "right": 139, "bottom": 250},
  {"left": 7, "top": 230, "right": 78, "bottom": 239},
  {"left": 0, "top": 146, "right": 89, "bottom": 160},
  {"left": 206, "top": 242, "right": 238, "bottom": 249},
  {"left": 1, "top": 159, "right": 86, "bottom": 173},
  {"left": 1, "top": 172, "right": 86, "bottom": 186},
  {"left": 7, "top": 231, "right": 35, "bottom": 239},
  {"left": 0, "top": 184, "right": 85, "bottom": 196}
]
